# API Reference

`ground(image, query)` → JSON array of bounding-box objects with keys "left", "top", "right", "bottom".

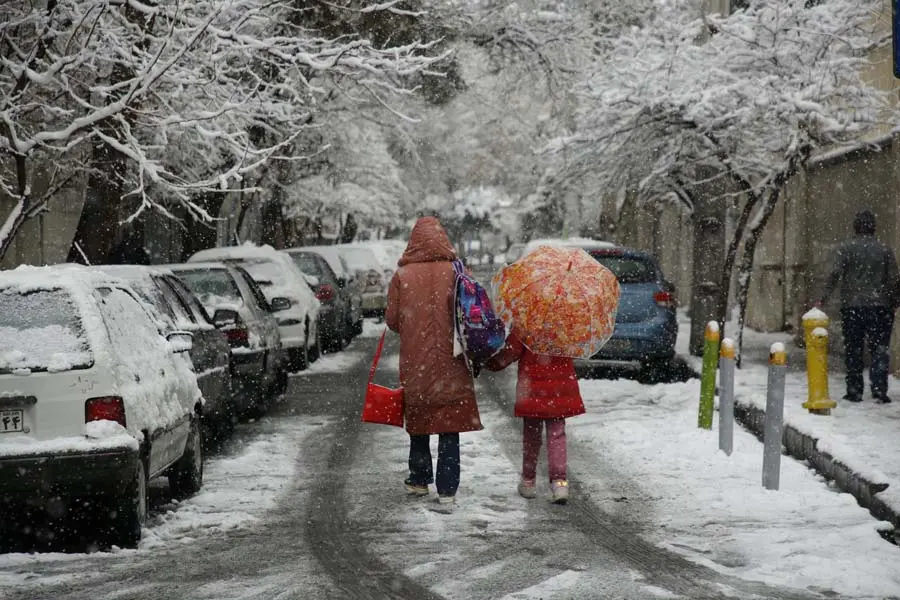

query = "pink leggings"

[{"left": 522, "top": 417, "right": 567, "bottom": 482}]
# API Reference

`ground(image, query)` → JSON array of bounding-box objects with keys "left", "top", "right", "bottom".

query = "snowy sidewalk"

[
  {"left": 676, "top": 311, "right": 900, "bottom": 538},
  {"left": 570, "top": 376, "right": 900, "bottom": 598}
]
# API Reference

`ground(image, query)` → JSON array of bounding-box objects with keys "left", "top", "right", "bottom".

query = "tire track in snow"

[
  {"left": 479, "top": 369, "right": 820, "bottom": 600},
  {"left": 300, "top": 343, "right": 448, "bottom": 600}
]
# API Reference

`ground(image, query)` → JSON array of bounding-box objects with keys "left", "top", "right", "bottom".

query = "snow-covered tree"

[
  {"left": 548, "top": 0, "right": 893, "bottom": 357},
  {"left": 0, "top": 0, "right": 444, "bottom": 261}
]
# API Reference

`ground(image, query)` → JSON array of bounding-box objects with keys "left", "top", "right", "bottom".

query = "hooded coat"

[
  {"left": 486, "top": 330, "right": 586, "bottom": 420},
  {"left": 386, "top": 217, "right": 483, "bottom": 435}
]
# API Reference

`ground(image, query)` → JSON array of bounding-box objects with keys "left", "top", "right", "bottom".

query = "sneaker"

[
  {"left": 550, "top": 480, "right": 569, "bottom": 505},
  {"left": 431, "top": 495, "right": 456, "bottom": 513},
  {"left": 517, "top": 478, "right": 537, "bottom": 499},
  {"left": 404, "top": 479, "right": 429, "bottom": 496},
  {"left": 874, "top": 392, "right": 893, "bottom": 404}
]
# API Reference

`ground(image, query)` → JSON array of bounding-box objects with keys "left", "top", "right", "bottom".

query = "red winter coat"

[
  {"left": 386, "top": 217, "right": 482, "bottom": 436},
  {"left": 486, "top": 331, "right": 585, "bottom": 419}
]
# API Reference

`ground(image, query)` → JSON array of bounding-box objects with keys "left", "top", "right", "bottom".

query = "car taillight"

[
  {"left": 654, "top": 291, "right": 676, "bottom": 309},
  {"left": 85, "top": 396, "right": 126, "bottom": 428},
  {"left": 316, "top": 284, "right": 335, "bottom": 302},
  {"left": 224, "top": 326, "right": 249, "bottom": 347}
]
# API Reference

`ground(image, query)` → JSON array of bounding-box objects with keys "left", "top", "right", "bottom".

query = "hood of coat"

[{"left": 399, "top": 217, "right": 457, "bottom": 266}]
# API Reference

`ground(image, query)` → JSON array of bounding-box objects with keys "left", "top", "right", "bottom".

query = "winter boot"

[
  {"left": 517, "top": 478, "right": 537, "bottom": 499},
  {"left": 550, "top": 480, "right": 569, "bottom": 505}
]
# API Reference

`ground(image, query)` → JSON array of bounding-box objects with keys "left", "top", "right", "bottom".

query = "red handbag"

[{"left": 361, "top": 329, "right": 404, "bottom": 427}]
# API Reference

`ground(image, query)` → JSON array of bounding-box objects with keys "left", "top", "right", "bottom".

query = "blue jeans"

[
  {"left": 841, "top": 307, "right": 894, "bottom": 397},
  {"left": 408, "top": 433, "right": 460, "bottom": 497}
]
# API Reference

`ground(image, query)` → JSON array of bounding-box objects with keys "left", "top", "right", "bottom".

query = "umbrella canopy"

[{"left": 492, "top": 245, "right": 620, "bottom": 358}]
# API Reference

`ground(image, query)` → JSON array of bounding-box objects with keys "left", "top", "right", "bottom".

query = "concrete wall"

[{"left": 744, "top": 136, "right": 900, "bottom": 371}]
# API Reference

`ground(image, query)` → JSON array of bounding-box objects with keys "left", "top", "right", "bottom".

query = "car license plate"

[
  {"left": 602, "top": 339, "right": 632, "bottom": 353},
  {"left": 0, "top": 409, "right": 24, "bottom": 433}
]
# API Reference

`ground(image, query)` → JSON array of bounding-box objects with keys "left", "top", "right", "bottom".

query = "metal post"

[
  {"left": 719, "top": 337, "right": 736, "bottom": 455},
  {"left": 762, "top": 343, "right": 787, "bottom": 490},
  {"left": 802, "top": 308, "right": 836, "bottom": 415},
  {"left": 698, "top": 321, "right": 720, "bottom": 430}
]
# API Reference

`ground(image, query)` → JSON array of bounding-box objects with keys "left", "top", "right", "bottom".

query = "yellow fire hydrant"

[{"left": 802, "top": 308, "right": 837, "bottom": 415}]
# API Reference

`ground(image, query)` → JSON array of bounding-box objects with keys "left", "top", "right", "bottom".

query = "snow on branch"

[
  {"left": 545, "top": 0, "right": 894, "bottom": 207},
  {"left": 0, "top": 0, "right": 445, "bottom": 256}
]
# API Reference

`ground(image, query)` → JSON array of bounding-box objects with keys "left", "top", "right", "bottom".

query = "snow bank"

[
  {"left": 140, "top": 418, "right": 316, "bottom": 548},
  {"left": 297, "top": 350, "right": 364, "bottom": 375},
  {"left": 572, "top": 377, "right": 900, "bottom": 597}
]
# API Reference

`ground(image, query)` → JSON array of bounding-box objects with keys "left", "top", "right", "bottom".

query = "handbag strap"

[{"left": 368, "top": 328, "right": 388, "bottom": 385}]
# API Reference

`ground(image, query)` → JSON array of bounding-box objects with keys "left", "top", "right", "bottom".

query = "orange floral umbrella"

[{"left": 492, "top": 245, "right": 620, "bottom": 358}]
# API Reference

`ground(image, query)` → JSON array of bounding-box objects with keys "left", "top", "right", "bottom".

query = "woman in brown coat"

[{"left": 386, "top": 217, "right": 482, "bottom": 506}]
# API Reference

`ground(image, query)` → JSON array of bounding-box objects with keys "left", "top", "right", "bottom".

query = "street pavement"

[{"left": 0, "top": 333, "right": 837, "bottom": 600}]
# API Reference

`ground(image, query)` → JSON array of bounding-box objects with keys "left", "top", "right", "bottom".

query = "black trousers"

[{"left": 841, "top": 307, "right": 894, "bottom": 397}]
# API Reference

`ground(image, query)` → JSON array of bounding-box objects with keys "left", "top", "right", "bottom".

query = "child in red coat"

[{"left": 486, "top": 330, "right": 585, "bottom": 504}]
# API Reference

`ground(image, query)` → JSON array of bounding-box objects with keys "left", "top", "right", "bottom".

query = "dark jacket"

[
  {"left": 823, "top": 235, "right": 900, "bottom": 309},
  {"left": 386, "top": 217, "right": 482, "bottom": 436}
]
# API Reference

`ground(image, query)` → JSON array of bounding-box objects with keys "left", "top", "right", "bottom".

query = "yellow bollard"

[{"left": 801, "top": 308, "right": 836, "bottom": 415}]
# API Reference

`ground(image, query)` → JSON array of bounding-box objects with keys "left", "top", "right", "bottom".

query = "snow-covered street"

[{"left": 2, "top": 329, "right": 899, "bottom": 599}]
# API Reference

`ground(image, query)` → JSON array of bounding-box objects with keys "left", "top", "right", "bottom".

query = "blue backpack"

[{"left": 452, "top": 260, "right": 506, "bottom": 372}]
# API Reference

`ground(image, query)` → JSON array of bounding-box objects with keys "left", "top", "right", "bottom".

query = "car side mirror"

[
  {"left": 166, "top": 331, "right": 193, "bottom": 353},
  {"left": 270, "top": 297, "right": 292, "bottom": 312},
  {"left": 212, "top": 308, "right": 239, "bottom": 328}
]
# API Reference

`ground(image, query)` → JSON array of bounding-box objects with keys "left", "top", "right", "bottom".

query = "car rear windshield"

[
  {"left": 0, "top": 288, "right": 93, "bottom": 373},
  {"left": 240, "top": 260, "right": 286, "bottom": 289},
  {"left": 291, "top": 253, "right": 323, "bottom": 277},
  {"left": 341, "top": 249, "right": 380, "bottom": 272},
  {"left": 590, "top": 254, "right": 657, "bottom": 284},
  {"left": 176, "top": 269, "right": 243, "bottom": 307}
]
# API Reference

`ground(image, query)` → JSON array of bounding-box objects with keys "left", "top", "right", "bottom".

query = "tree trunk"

[
  {"left": 0, "top": 155, "right": 31, "bottom": 261},
  {"left": 688, "top": 185, "right": 727, "bottom": 356},
  {"left": 735, "top": 189, "right": 782, "bottom": 366},
  {"left": 260, "top": 199, "right": 284, "bottom": 248},
  {"left": 181, "top": 192, "right": 226, "bottom": 260},
  {"left": 719, "top": 192, "right": 760, "bottom": 339},
  {"left": 68, "top": 131, "right": 127, "bottom": 264}
]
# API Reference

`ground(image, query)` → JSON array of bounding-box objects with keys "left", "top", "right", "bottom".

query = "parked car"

[
  {"left": 0, "top": 266, "right": 203, "bottom": 548},
  {"left": 92, "top": 265, "right": 233, "bottom": 440},
  {"left": 292, "top": 246, "right": 363, "bottom": 333},
  {"left": 346, "top": 240, "right": 402, "bottom": 283},
  {"left": 187, "top": 245, "right": 321, "bottom": 371},
  {"left": 333, "top": 245, "right": 389, "bottom": 318},
  {"left": 284, "top": 249, "right": 355, "bottom": 350},
  {"left": 521, "top": 240, "right": 678, "bottom": 380},
  {"left": 168, "top": 262, "right": 284, "bottom": 418}
]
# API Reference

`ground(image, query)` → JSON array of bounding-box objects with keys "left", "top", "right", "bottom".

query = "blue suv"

[{"left": 570, "top": 245, "right": 678, "bottom": 380}]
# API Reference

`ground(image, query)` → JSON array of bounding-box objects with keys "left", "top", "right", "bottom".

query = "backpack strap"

[
  {"left": 368, "top": 328, "right": 388, "bottom": 385},
  {"left": 452, "top": 259, "right": 465, "bottom": 276}
]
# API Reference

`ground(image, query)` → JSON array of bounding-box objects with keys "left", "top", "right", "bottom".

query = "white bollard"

[
  {"left": 719, "top": 338, "right": 736, "bottom": 456},
  {"left": 762, "top": 343, "right": 787, "bottom": 491}
]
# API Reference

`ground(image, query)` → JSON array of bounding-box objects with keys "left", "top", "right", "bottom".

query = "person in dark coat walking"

[
  {"left": 819, "top": 210, "right": 900, "bottom": 403},
  {"left": 386, "top": 217, "right": 482, "bottom": 508}
]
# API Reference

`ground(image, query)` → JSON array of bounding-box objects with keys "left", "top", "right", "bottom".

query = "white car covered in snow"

[
  {"left": 188, "top": 245, "right": 321, "bottom": 371},
  {"left": 0, "top": 266, "right": 204, "bottom": 548}
]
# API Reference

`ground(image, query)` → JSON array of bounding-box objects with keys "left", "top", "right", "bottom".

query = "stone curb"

[{"left": 733, "top": 399, "right": 898, "bottom": 535}]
